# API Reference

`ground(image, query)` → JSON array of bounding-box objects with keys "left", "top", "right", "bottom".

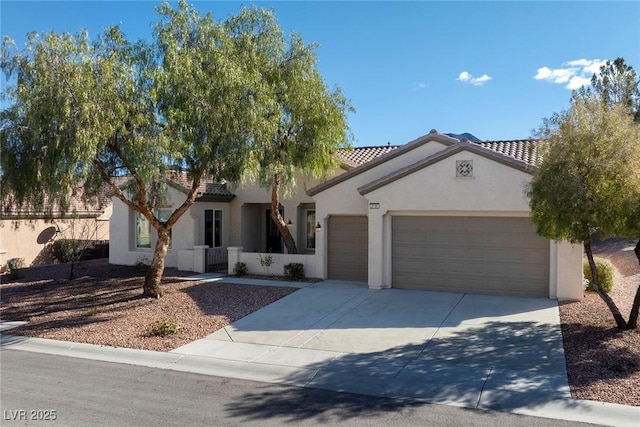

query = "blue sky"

[{"left": 2, "top": 1, "right": 639, "bottom": 146}]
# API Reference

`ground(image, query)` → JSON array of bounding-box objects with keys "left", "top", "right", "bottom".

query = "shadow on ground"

[
  {"left": 180, "top": 281, "right": 297, "bottom": 321},
  {"left": 561, "top": 321, "right": 640, "bottom": 388},
  {"left": 226, "top": 320, "right": 598, "bottom": 422},
  {"left": 225, "top": 383, "right": 431, "bottom": 424}
]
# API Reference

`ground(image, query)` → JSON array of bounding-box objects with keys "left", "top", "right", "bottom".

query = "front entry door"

[{"left": 266, "top": 209, "right": 283, "bottom": 253}]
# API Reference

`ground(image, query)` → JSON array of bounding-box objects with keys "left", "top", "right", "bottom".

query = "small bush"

[
  {"left": 583, "top": 258, "right": 615, "bottom": 293},
  {"left": 258, "top": 254, "right": 274, "bottom": 274},
  {"left": 284, "top": 263, "right": 305, "bottom": 281},
  {"left": 233, "top": 262, "right": 248, "bottom": 276},
  {"left": 6, "top": 257, "right": 25, "bottom": 279},
  {"left": 50, "top": 239, "right": 77, "bottom": 263},
  {"left": 7, "top": 257, "right": 24, "bottom": 271},
  {"left": 149, "top": 318, "right": 181, "bottom": 337}
]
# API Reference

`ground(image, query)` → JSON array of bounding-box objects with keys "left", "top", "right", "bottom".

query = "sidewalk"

[{"left": 1, "top": 275, "right": 639, "bottom": 427}]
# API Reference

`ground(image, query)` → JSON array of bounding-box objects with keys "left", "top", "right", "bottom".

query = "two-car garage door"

[
  {"left": 392, "top": 216, "right": 550, "bottom": 297},
  {"left": 327, "top": 215, "right": 550, "bottom": 297}
]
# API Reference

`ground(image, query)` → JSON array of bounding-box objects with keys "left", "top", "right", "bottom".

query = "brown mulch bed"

[
  {"left": 558, "top": 238, "right": 640, "bottom": 406},
  {"left": 1, "top": 241, "right": 639, "bottom": 406},
  {"left": 0, "top": 260, "right": 297, "bottom": 352}
]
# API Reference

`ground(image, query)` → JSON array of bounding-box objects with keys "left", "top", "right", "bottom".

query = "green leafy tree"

[
  {"left": 528, "top": 95, "right": 640, "bottom": 329},
  {"left": 0, "top": 1, "right": 268, "bottom": 297},
  {"left": 229, "top": 8, "right": 352, "bottom": 254},
  {"left": 578, "top": 57, "right": 640, "bottom": 326},
  {"left": 590, "top": 57, "right": 640, "bottom": 121}
]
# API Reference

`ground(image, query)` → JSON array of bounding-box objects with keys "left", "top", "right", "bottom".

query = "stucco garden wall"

[
  {"left": 227, "top": 247, "right": 320, "bottom": 278},
  {"left": 1, "top": 211, "right": 110, "bottom": 267}
]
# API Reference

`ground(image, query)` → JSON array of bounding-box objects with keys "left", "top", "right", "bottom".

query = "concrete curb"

[{"left": 1, "top": 333, "right": 638, "bottom": 427}]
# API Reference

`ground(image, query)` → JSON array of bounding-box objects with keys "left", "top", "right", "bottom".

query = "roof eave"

[{"left": 195, "top": 194, "right": 236, "bottom": 202}]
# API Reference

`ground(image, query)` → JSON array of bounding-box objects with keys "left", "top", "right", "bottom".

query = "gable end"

[
  {"left": 358, "top": 141, "right": 536, "bottom": 195},
  {"left": 308, "top": 130, "right": 458, "bottom": 196}
]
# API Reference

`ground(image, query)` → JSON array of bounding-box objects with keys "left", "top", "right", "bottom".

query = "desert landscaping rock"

[
  {"left": 0, "top": 260, "right": 297, "bottom": 352},
  {"left": 558, "top": 239, "right": 640, "bottom": 406}
]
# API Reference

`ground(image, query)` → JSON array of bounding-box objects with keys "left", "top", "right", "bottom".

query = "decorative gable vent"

[{"left": 456, "top": 160, "right": 473, "bottom": 177}]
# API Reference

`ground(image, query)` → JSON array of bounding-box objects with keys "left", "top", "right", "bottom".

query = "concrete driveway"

[{"left": 173, "top": 280, "right": 570, "bottom": 412}]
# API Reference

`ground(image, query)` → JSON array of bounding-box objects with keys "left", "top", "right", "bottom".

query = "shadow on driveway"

[{"left": 224, "top": 320, "right": 593, "bottom": 424}]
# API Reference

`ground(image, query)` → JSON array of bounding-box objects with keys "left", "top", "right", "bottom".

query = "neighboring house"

[
  {"left": 0, "top": 192, "right": 111, "bottom": 267},
  {"left": 109, "top": 130, "right": 583, "bottom": 300}
]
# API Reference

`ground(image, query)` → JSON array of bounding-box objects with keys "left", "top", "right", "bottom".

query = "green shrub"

[
  {"left": 233, "top": 262, "right": 248, "bottom": 276},
  {"left": 284, "top": 263, "right": 305, "bottom": 281},
  {"left": 149, "top": 318, "right": 180, "bottom": 337},
  {"left": 50, "top": 239, "right": 76, "bottom": 263},
  {"left": 583, "top": 258, "right": 615, "bottom": 293}
]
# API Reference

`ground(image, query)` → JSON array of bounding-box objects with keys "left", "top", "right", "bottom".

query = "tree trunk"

[
  {"left": 271, "top": 173, "right": 297, "bottom": 254},
  {"left": 627, "top": 239, "right": 640, "bottom": 328},
  {"left": 143, "top": 228, "right": 171, "bottom": 298},
  {"left": 584, "top": 240, "right": 628, "bottom": 329}
]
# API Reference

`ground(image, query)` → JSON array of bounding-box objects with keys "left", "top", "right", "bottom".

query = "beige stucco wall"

[
  {"left": 109, "top": 186, "right": 202, "bottom": 267},
  {"left": 312, "top": 141, "right": 449, "bottom": 278},
  {"left": 1, "top": 216, "right": 109, "bottom": 267},
  {"left": 552, "top": 240, "right": 584, "bottom": 300},
  {"left": 364, "top": 152, "right": 532, "bottom": 212},
  {"left": 228, "top": 170, "right": 340, "bottom": 254}
]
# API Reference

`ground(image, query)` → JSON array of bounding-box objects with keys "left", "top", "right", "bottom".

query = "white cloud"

[
  {"left": 566, "top": 76, "right": 592, "bottom": 90},
  {"left": 458, "top": 71, "right": 472, "bottom": 82},
  {"left": 534, "top": 59, "right": 607, "bottom": 90},
  {"left": 457, "top": 71, "right": 492, "bottom": 86}
]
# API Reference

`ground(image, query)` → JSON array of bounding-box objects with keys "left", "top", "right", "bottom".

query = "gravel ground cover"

[
  {"left": 1, "top": 240, "right": 639, "bottom": 406},
  {"left": 0, "top": 260, "right": 297, "bottom": 351},
  {"left": 558, "top": 239, "right": 640, "bottom": 406}
]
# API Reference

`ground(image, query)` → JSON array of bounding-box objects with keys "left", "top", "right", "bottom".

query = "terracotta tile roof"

[
  {"left": 165, "top": 171, "right": 235, "bottom": 199},
  {"left": 338, "top": 144, "right": 400, "bottom": 167},
  {"left": 339, "top": 139, "right": 542, "bottom": 168},
  {"left": 1, "top": 184, "right": 113, "bottom": 219},
  {"left": 476, "top": 139, "right": 542, "bottom": 166}
]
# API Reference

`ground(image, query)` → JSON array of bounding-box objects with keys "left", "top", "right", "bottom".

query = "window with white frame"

[
  {"left": 204, "top": 209, "right": 223, "bottom": 248},
  {"left": 136, "top": 212, "right": 151, "bottom": 249},
  {"left": 305, "top": 209, "right": 316, "bottom": 250}
]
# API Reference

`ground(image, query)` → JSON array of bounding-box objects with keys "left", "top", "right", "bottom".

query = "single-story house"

[
  {"left": 0, "top": 192, "right": 111, "bottom": 267},
  {"left": 108, "top": 130, "right": 583, "bottom": 300}
]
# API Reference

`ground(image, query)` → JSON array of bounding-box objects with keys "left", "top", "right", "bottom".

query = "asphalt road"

[{"left": 0, "top": 349, "right": 598, "bottom": 427}]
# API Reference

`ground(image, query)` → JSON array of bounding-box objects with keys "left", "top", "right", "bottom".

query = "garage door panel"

[
  {"left": 392, "top": 216, "right": 549, "bottom": 297},
  {"left": 328, "top": 216, "right": 368, "bottom": 282}
]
